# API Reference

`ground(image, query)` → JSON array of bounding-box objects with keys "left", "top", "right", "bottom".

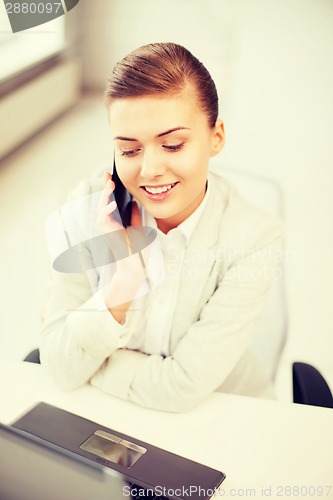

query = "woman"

[{"left": 40, "top": 43, "right": 282, "bottom": 412}]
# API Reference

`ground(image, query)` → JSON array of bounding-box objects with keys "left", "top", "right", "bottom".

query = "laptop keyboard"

[{"left": 127, "top": 482, "right": 170, "bottom": 499}]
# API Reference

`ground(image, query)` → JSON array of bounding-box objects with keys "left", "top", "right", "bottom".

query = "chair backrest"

[{"left": 209, "top": 162, "right": 288, "bottom": 381}]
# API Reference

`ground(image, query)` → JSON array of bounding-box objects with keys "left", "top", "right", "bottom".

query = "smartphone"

[{"left": 111, "top": 159, "right": 133, "bottom": 228}]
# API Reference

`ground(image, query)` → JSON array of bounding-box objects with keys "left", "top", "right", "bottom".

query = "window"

[{"left": 0, "top": 5, "right": 66, "bottom": 83}]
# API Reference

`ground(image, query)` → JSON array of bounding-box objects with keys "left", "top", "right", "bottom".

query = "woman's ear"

[{"left": 210, "top": 119, "right": 225, "bottom": 157}]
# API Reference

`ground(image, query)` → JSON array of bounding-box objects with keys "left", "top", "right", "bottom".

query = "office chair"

[
  {"left": 293, "top": 362, "right": 333, "bottom": 409},
  {"left": 24, "top": 349, "right": 40, "bottom": 364}
]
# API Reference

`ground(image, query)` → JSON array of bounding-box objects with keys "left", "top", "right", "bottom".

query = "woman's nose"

[{"left": 140, "top": 148, "right": 166, "bottom": 180}]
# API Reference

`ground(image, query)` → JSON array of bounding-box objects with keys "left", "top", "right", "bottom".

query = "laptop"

[
  {"left": 0, "top": 420, "right": 125, "bottom": 500},
  {"left": 2, "top": 402, "right": 226, "bottom": 500}
]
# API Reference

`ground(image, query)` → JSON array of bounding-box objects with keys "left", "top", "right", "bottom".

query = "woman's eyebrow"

[
  {"left": 157, "top": 126, "right": 190, "bottom": 138},
  {"left": 113, "top": 126, "right": 190, "bottom": 141},
  {"left": 113, "top": 136, "right": 137, "bottom": 141}
]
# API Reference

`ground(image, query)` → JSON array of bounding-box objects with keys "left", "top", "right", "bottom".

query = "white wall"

[
  {"left": 77, "top": 0, "right": 243, "bottom": 122},
  {"left": 75, "top": 0, "right": 333, "bottom": 386}
]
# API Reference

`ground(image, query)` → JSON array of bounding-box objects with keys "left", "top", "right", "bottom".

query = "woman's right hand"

[
  {"left": 96, "top": 172, "right": 122, "bottom": 234},
  {"left": 96, "top": 172, "right": 146, "bottom": 322},
  {"left": 97, "top": 171, "right": 143, "bottom": 267}
]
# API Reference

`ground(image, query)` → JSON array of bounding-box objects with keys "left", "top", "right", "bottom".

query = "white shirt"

[{"left": 125, "top": 183, "right": 210, "bottom": 357}]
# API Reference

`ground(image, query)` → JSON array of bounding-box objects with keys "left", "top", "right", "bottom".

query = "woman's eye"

[
  {"left": 121, "top": 148, "right": 141, "bottom": 157},
  {"left": 163, "top": 143, "right": 185, "bottom": 152}
]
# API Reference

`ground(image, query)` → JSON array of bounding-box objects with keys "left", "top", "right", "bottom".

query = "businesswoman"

[{"left": 40, "top": 42, "right": 282, "bottom": 412}]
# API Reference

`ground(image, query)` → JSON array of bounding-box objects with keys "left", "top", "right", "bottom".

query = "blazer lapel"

[{"left": 170, "top": 173, "right": 229, "bottom": 350}]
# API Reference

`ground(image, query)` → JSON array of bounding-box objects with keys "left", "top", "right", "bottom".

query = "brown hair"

[{"left": 104, "top": 42, "right": 219, "bottom": 128}]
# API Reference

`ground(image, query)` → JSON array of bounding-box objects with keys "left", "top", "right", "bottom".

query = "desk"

[{"left": 1, "top": 361, "right": 332, "bottom": 499}]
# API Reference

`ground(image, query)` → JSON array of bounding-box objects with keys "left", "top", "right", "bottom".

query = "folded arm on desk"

[
  {"left": 39, "top": 267, "right": 132, "bottom": 390},
  {"left": 90, "top": 237, "right": 282, "bottom": 413}
]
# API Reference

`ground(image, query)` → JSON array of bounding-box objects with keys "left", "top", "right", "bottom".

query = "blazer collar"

[{"left": 185, "top": 171, "right": 230, "bottom": 251}]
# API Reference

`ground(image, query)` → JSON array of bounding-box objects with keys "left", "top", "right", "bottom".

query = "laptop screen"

[{"left": 0, "top": 422, "right": 126, "bottom": 500}]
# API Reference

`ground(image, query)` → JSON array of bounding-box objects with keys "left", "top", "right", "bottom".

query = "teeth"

[{"left": 145, "top": 183, "right": 175, "bottom": 194}]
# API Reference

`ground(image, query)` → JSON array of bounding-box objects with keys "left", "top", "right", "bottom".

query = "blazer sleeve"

[
  {"left": 90, "top": 230, "right": 283, "bottom": 412},
  {"left": 39, "top": 179, "right": 132, "bottom": 390}
]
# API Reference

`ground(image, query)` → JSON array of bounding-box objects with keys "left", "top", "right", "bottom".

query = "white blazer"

[{"left": 40, "top": 170, "right": 283, "bottom": 412}]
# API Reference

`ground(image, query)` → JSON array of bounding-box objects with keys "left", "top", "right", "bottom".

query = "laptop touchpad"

[{"left": 80, "top": 430, "right": 146, "bottom": 468}]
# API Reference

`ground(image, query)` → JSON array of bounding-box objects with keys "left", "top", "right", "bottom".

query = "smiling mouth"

[{"left": 141, "top": 182, "right": 178, "bottom": 194}]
